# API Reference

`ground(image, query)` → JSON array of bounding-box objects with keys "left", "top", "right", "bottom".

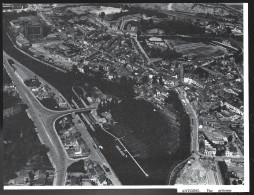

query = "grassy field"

[{"left": 166, "top": 39, "right": 227, "bottom": 62}]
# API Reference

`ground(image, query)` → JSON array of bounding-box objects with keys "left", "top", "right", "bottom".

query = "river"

[{"left": 3, "top": 29, "right": 190, "bottom": 185}]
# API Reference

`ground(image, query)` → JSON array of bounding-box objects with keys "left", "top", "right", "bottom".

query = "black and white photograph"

[{"left": 2, "top": 2, "right": 249, "bottom": 193}]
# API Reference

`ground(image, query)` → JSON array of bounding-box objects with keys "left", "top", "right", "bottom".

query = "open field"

[
  {"left": 67, "top": 6, "right": 122, "bottom": 16},
  {"left": 175, "top": 159, "right": 208, "bottom": 185},
  {"left": 105, "top": 123, "right": 149, "bottom": 159},
  {"left": 165, "top": 39, "right": 227, "bottom": 62},
  {"left": 31, "top": 42, "right": 77, "bottom": 70},
  {"left": 175, "top": 159, "right": 219, "bottom": 185}
]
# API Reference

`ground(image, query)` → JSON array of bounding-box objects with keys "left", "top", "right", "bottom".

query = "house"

[
  {"left": 3, "top": 83, "right": 16, "bottom": 93},
  {"left": 204, "top": 146, "right": 216, "bottom": 156},
  {"left": 224, "top": 101, "right": 243, "bottom": 116},
  {"left": 96, "top": 174, "right": 108, "bottom": 186},
  {"left": 225, "top": 150, "right": 233, "bottom": 157},
  {"left": 97, "top": 117, "right": 106, "bottom": 124},
  {"left": 100, "top": 112, "right": 114, "bottom": 124},
  {"left": 16, "top": 35, "right": 31, "bottom": 49},
  {"left": 74, "top": 145, "right": 82, "bottom": 156}
]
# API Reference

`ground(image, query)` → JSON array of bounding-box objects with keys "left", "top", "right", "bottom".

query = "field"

[
  {"left": 68, "top": 6, "right": 122, "bottom": 16},
  {"left": 105, "top": 123, "right": 149, "bottom": 159},
  {"left": 129, "top": 3, "right": 193, "bottom": 12},
  {"left": 175, "top": 159, "right": 209, "bottom": 185},
  {"left": 165, "top": 39, "right": 227, "bottom": 62},
  {"left": 31, "top": 42, "right": 77, "bottom": 70},
  {"left": 109, "top": 99, "right": 182, "bottom": 160}
]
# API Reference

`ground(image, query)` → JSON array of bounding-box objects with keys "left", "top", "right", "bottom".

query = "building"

[
  {"left": 16, "top": 35, "right": 31, "bottom": 49},
  {"left": 224, "top": 101, "right": 243, "bottom": 116},
  {"left": 3, "top": 3, "right": 26, "bottom": 11},
  {"left": 24, "top": 23, "right": 44, "bottom": 40},
  {"left": 184, "top": 77, "right": 205, "bottom": 89},
  {"left": 10, "top": 16, "right": 49, "bottom": 40},
  {"left": 18, "top": 16, "right": 48, "bottom": 40},
  {"left": 100, "top": 112, "right": 114, "bottom": 124},
  {"left": 146, "top": 37, "right": 167, "bottom": 47},
  {"left": 203, "top": 128, "right": 226, "bottom": 145},
  {"left": 146, "top": 28, "right": 165, "bottom": 35},
  {"left": 204, "top": 146, "right": 216, "bottom": 156}
]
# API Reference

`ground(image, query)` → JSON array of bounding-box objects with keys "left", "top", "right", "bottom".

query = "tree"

[
  {"left": 232, "top": 179, "right": 238, "bottom": 185},
  {"left": 28, "top": 171, "right": 34, "bottom": 181},
  {"left": 216, "top": 145, "right": 226, "bottom": 156},
  {"left": 83, "top": 65, "right": 90, "bottom": 75},
  {"left": 149, "top": 18, "right": 153, "bottom": 25},
  {"left": 38, "top": 144, "right": 50, "bottom": 155},
  {"left": 159, "top": 77, "right": 164, "bottom": 86},
  {"left": 218, "top": 161, "right": 230, "bottom": 185},
  {"left": 226, "top": 27, "right": 232, "bottom": 34},
  {"left": 199, "top": 139, "right": 205, "bottom": 154},
  {"left": 71, "top": 65, "right": 79, "bottom": 75},
  {"left": 99, "top": 65, "right": 104, "bottom": 72},
  {"left": 67, "top": 160, "right": 85, "bottom": 173},
  {"left": 152, "top": 75, "right": 157, "bottom": 84},
  {"left": 228, "top": 135, "right": 233, "bottom": 142},
  {"left": 229, "top": 143, "right": 237, "bottom": 153},
  {"left": 137, "top": 29, "right": 141, "bottom": 38},
  {"left": 98, "top": 102, "right": 103, "bottom": 113},
  {"left": 100, "top": 12, "right": 106, "bottom": 21},
  {"left": 142, "top": 75, "right": 149, "bottom": 84},
  {"left": 120, "top": 76, "right": 127, "bottom": 84}
]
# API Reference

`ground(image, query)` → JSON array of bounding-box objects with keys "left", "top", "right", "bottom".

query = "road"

[
  {"left": 71, "top": 85, "right": 150, "bottom": 178},
  {"left": 3, "top": 51, "right": 97, "bottom": 185},
  {"left": 176, "top": 85, "right": 244, "bottom": 162},
  {"left": 169, "top": 83, "right": 244, "bottom": 184},
  {"left": 176, "top": 86, "right": 199, "bottom": 154},
  {"left": 69, "top": 92, "right": 122, "bottom": 184}
]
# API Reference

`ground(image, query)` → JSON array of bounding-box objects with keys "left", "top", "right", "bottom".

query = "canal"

[{"left": 3, "top": 30, "right": 190, "bottom": 185}]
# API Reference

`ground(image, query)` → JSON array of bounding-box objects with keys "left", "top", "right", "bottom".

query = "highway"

[
  {"left": 168, "top": 78, "right": 244, "bottom": 184},
  {"left": 3, "top": 51, "right": 99, "bottom": 185},
  {"left": 4, "top": 52, "right": 72, "bottom": 185}
]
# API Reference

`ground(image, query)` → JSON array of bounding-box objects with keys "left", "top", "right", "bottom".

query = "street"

[{"left": 3, "top": 51, "right": 99, "bottom": 185}]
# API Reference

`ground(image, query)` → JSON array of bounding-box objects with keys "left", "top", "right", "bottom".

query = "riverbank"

[
  {"left": 3, "top": 66, "right": 54, "bottom": 185},
  {"left": 6, "top": 31, "right": 68, "bottom": 73},
  {"left": 3, "top": 27, "right": 191, "bottom": 185}
]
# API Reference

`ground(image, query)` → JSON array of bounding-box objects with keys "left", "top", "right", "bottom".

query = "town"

[{"left": 3, "top": 3, "right": 245, "bottom": 189}]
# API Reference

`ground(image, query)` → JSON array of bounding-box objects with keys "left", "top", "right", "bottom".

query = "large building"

[
  {"left": 3, "top": 3, "right": 26, "bottom": 11},
  {"left": 24, "top": 23, "right": 44, "bottom": 40},
  {"left": 146, "top": 37, "right": 167, "bottom": 48},
  {"left": 10, "top": 16, "right": 49, "bottom": 40}
]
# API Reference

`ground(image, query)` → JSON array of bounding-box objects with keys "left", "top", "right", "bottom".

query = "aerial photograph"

[{"left": 2, "top": 3, "right": 246, "bottom": 191}]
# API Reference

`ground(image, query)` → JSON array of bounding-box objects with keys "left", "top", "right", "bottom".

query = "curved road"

[{"left": 3, "top": 52, "right": 95, "bottom": 185}]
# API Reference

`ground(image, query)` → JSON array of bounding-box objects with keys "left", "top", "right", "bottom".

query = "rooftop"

[{"left": 148, "top": 37, "right": 164, "bottom": 42}]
